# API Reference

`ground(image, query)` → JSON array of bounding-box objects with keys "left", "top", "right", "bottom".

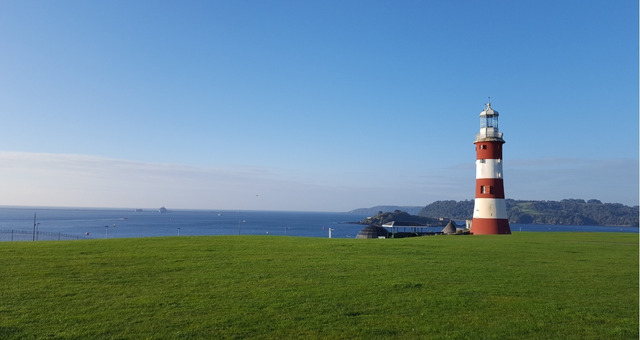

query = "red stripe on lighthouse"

[
  {"left": 475, "top": 141, "right": 503, "bottom": 160},
  {"left": 470, "top": 218, "right": 511, "bottom": 235},
  {"left": 475, "top": 178, "right": 505, "bottom": 198}
]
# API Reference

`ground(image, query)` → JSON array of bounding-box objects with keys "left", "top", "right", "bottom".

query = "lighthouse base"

[{"left": 471, "top": 218, "right": 511, "bottom": 235}]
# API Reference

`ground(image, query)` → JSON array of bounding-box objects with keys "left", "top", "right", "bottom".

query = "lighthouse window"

[
  {"left": 480, "top": 117, "right": 488, "bottom": 128},
  {"left": 481, "top": 186, "right": 493, "bottom": 194},
  {"left": 481, "top": 115, "right": 498, "bottom": 128}
]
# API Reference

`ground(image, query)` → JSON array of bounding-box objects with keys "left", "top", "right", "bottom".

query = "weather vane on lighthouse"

[{"left": 471, "top": 101, "right": 511, "bottom": 235}]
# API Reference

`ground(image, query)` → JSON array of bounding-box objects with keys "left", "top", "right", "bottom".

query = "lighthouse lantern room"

[{"left": 471, "top": 102, "right": 511, "bottom": 235}]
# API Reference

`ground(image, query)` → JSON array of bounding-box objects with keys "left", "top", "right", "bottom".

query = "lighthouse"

[{"left": 471, "top": 102, "right": 511, "bottom": 235}]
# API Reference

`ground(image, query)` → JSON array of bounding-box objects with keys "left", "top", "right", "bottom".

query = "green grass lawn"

[{"left": 1, "top": 232, "right": 637, "bottom": 339}]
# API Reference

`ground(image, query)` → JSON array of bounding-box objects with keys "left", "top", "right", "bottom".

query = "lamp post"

[
  {"left": 32, "top": 213, "right": 37, "bottom": 241},
  {"left": 237, "top": 211, "right": 245, "bottom": 236}
]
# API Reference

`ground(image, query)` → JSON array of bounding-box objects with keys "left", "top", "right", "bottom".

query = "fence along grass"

[
  {"left": 0, "top": 229, "right": 86, "bottom": 241},
  {"left": 0, "top": 232, "right": 637, "bottom": 339}
]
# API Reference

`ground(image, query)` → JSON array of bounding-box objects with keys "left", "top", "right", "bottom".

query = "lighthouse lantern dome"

[
  {"left": 479, "top": 102, "right": 499, "bottom": 129},
  {"left": 476, "top": 102, "right": 503, "bottom": 141}
]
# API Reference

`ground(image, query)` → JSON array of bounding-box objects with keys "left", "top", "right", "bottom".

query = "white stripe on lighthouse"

[
  {"left": 475, "top": 159, "right": 502, "bottom": 179},
  {"left": 473, "top": 198, "right": 508, "bottom": 219}
]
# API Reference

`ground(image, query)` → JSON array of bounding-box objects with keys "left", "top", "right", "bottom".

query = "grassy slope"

[
  {"left": 1, "top": 233, "right": 637, "bottom": 339},
  {"left": 513, "top": 201, "right": 539, "bottom": 215}
]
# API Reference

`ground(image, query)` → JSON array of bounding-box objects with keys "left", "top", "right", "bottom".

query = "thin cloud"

[
  {"left": 0, "top": 151, "right": 286, "bottom": 209},
  {"left": 0, "top": 152, "right": 636, "bottom": 211},
  {"left": 508, "top": 157, "right": 638, "bottom": 205}
]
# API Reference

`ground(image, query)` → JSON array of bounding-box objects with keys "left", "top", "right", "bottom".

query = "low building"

[
  {"left": 441, "top": 220, "right": 457, "bottom": 235},
  {"left": 356, "top": 226, "right": 390, "bottom": 239}
]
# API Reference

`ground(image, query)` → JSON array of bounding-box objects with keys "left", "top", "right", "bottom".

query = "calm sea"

[{"left": 0, "top": 207, "right": 637, "bottom": 241}]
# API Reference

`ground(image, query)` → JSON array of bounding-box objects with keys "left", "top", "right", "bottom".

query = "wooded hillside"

[{"left": 417, "top": 199, "right": 639, "bottom": 226}]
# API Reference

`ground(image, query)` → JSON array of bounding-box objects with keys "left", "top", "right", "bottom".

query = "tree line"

[{"left": 417, "top": 199, "right": 639, "bottom": 226}]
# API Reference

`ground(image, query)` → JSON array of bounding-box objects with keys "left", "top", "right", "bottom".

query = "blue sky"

[{"left": 0, "top": 1, "right": 637, "bottom": 211}]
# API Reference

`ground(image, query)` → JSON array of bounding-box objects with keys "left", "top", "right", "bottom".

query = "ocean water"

[
  {"left": 0, "top": 207, "right": 637, "bottom": 241},
  {"left": 0, "top": 207, "right": 370, "bottom": 240}
]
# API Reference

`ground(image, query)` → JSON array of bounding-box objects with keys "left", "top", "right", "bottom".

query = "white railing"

[{"left": 476, "top": 128, "right": 503, "bottom": 140}]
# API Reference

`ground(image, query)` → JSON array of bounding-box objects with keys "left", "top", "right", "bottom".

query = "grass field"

[{"left": 1, "top": 232, "right": 637, "bottom": 339}]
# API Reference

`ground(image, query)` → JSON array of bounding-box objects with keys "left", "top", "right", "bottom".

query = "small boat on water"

[{"left": 159, "top": 206, "right": 168, "bottom": 213}]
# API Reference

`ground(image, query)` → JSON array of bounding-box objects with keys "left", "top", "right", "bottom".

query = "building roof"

[
  {"left": 356, "top": 226, "right": 390, "bottom": 239},
  {"left": 479, "top": 102, "right": 499, "bottom": 117},
  {"left": 442, "top": 220, "right": 457, "bottom": 234}
]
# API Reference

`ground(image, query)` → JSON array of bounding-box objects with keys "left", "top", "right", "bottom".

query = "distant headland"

[{"left": 350, "top": 199, "right": 639, "bottom": 227}]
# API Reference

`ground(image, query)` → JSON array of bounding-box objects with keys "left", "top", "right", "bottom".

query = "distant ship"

[
  {"left": 134, "top": 209, "right": 143, "bottom": 212},
  {"left": 159, "top": 206, "right": 168, "bottom": 213}
]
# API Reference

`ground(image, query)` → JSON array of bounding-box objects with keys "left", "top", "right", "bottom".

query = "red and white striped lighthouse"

[{"left": 471, "top": 102, "right": 511, "bottom": 235}]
